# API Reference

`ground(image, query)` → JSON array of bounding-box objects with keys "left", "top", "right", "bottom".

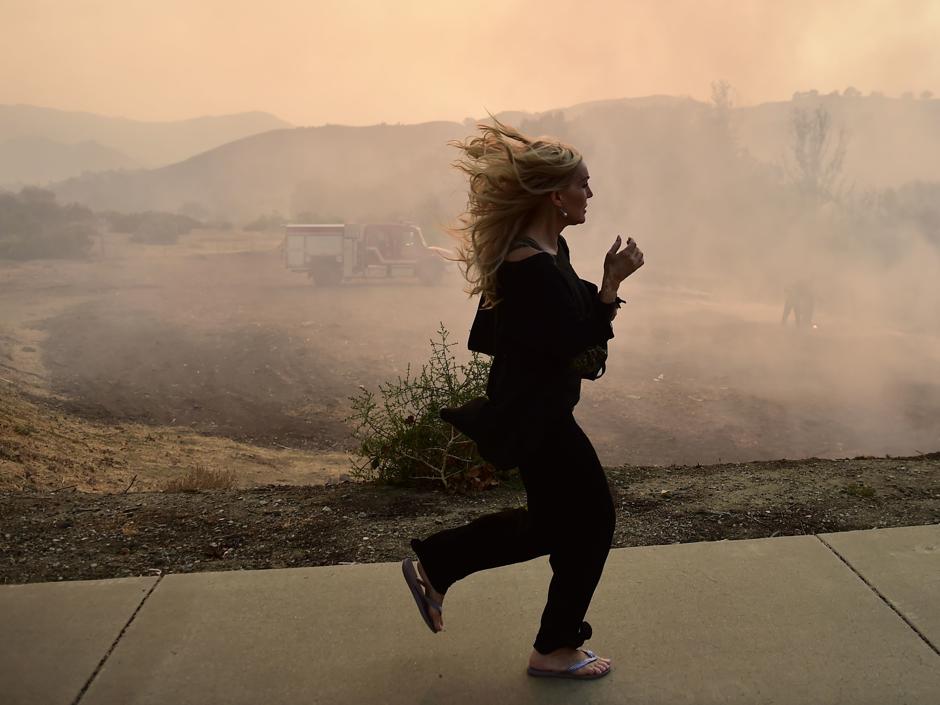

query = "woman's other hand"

[{"left": 600, "top": 235, "right": 644, "bottom": 301}]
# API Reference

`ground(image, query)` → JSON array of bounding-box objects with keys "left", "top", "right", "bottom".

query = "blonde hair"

[{"left": 447, "top": 117, "right": 582, "bottom": 307}]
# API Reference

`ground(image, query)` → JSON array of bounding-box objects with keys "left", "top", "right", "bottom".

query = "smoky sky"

[{"left": 2, "top": 0, "right": 939, "bottom": 124}]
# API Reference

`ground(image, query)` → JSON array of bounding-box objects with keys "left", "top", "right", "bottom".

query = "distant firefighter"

[{"left": 781, "top": 277, "right": 815, "bottom": 328}]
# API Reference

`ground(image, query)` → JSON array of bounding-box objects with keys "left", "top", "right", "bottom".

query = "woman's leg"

[
  {"left": 410, "top": 492, "right": 552, "bottom": 597},
  {"left": 524, "top": 413, "right": 616, "bottom": 655},
  {"left": 411, "top": 407, "right": 605, "bottom": 596},
  {"left": 410, "top": 410, "right": 615, "bottom": 649}
]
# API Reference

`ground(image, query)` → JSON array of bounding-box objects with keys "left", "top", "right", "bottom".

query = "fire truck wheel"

[{"left": 310, "top": 263, "right": 342, "bottom": 286}]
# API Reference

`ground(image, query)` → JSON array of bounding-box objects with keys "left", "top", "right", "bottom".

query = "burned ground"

[
  {"left": 0, "top": 231, "right": 937, "bottom": 585},
  {"left": 4, "top": 233, "right": 938, "bottom": 472}
]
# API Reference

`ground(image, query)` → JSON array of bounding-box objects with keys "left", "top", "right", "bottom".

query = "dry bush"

[
  {"left": 347, "top": 323, "right": 496, "bottom": 491},
  {"left": 161, "top": 466, "right": 237, "bottom": 493}
]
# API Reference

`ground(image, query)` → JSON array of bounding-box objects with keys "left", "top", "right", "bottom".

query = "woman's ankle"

[{"left": 415, "top": 560, "right": 445, "bottom": 597}]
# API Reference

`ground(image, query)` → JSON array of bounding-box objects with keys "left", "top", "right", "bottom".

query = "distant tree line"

[
  {"left": 243, "top": 212, "right": 287, "bottom": 232},
  {"left": 101, "top": 210, "right": 201, "bottom": 244},
  {"left": 0, "top": 187, "right": 213, "bottom": 260},
  {"left": 0, "top": 187, "right": 96, "bottom": 260},
  {"left": 794, "top": 87, "right": 935, "bottom": 100},
  {"left": 0, "top": 186, "right": 296, "bottom": 262},
  {"left": 780, "top": 102, "right": 939, "bottom": 246}
]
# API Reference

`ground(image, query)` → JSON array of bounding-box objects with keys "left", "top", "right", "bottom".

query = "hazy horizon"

[{"left": 3, "top": 0, "right": 939, "bottom": 126}]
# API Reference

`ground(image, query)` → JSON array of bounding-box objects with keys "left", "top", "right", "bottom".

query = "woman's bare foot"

[
  {"left": 529, "top": 647, "right": 612, "bottom": 677},
  {"left": 414, "top": 560, "right": 444, "bottom": 631}
]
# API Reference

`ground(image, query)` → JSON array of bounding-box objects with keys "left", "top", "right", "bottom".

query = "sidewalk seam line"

[
  {"left": 71, "top": 575, "right": 164, "bottom": 705},
  {"left": 815, "top": 534, "right": 939, "bottom": 658}
]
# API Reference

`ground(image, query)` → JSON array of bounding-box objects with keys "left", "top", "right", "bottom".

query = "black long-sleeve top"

[{"left": 463, "top": 236, "right": 620, "bottom": 463}]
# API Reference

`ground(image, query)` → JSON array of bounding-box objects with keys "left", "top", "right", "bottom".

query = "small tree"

[
  {"left": 707, "top": 79, "right": 737, "bottom": 156},
  {"left": 346, "top": 324, "right": 499, "bottom": 491},
  {"left": 710, "top": 79, "right": 734, "bottom": 113},
  {"left": 785, "top": 106, "right": 848, "bottom": 204}
]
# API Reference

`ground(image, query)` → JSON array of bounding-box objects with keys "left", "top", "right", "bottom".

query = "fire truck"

[{"left": 283, "top": 222, "right": 452, "bottom": 285}]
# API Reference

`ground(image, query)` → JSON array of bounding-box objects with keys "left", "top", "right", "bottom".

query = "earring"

[{"left": 559, "top": 207, "right": 569, "bottom": 218}]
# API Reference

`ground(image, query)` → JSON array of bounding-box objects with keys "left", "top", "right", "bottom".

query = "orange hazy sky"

[{"left": 3, "top": 0, "right": 939, "bottom": 125}]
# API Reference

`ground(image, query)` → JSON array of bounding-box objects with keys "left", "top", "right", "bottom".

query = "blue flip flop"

[
  {"left": 402, "top": 557, "right": 443, "bottom": 633},
  {"left": 527, "top": 649, "right": 612, "bottom": 680}
]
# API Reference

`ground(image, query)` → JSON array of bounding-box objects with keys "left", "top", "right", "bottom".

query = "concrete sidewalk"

[{"left": 2, "top": 525, "right": 938, "bottom": 705}]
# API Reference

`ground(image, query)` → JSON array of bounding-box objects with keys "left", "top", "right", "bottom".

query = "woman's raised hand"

[{"left": 603, "top": 235, "right": 644, "bottom": 288}]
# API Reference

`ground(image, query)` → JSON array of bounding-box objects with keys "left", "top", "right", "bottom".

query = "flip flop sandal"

[
  {"left": 402, "top": 557, "right": 443, "bottom": 633},
  {"left": 527, "top": 649, "right": 612, "bottom": 680}
]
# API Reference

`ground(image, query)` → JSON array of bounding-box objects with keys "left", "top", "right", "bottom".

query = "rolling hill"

[
  {"left": 0, "top": 136, "right": 140, "bottom": 188},
  {"left": 0, "top": 104, "right": 292, "bottom": 180},
  {"left": 45, "top": 94, "right": 940, "bottom": 232}
]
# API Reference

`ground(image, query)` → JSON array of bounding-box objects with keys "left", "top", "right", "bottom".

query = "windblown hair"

[{"left": 447, "top": 117, "right": 582, "bottom": 307}]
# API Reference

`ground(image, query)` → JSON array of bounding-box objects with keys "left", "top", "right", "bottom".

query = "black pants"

[{"left": 410, "top": 411, "right": 616, "bottom": 654}]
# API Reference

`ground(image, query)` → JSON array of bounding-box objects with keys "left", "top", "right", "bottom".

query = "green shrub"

[{"left": 346, "top": 323, "right": 501, "bottom": 491}]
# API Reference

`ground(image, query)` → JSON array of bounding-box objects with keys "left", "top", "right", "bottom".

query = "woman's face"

[{"left": 557, "top": 161, "right": 593, "bottom": 224}]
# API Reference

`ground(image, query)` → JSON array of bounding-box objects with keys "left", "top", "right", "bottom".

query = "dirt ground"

[
  {"left": 3, "top": 230, "right": 938, "bottom": 476},
  {"left": 1, "top": 454, "right": 937, "bottom": 585},
  {"left": 0, "top": 229, "right": 938, "bottom": 584}
]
